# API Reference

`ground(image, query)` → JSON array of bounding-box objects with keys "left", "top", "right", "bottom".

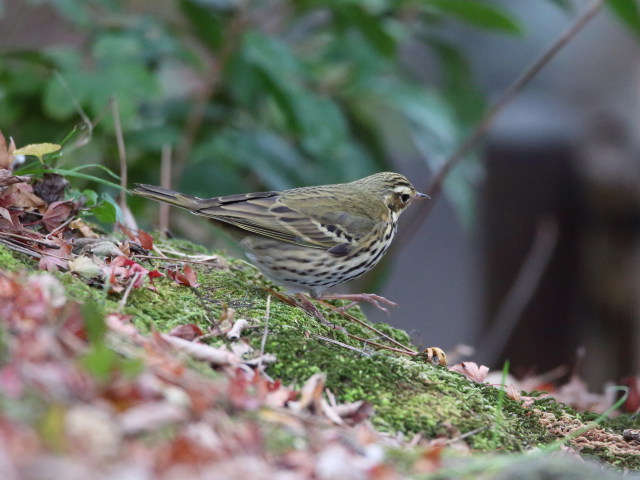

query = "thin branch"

[
  {"left": 258, "top": 294, "right": 271, "bottom": 371},
  {"left": 110, "top": 96, "right": 128, "bottom": 210},
  {"left": 118, "top": 272, "right": 141, "bottom": 310},
  {"left": 159, "top": 144, "right": 172, "bottom": 234},
  {"left": 53, "top": 72, "right": 93, "bottom": 151},
  {"left": 0, "top": 231, "right": 60, "bottom": 249},
  {"left": 398, "top": 0, "right": 606, "bottom": 245},
  {"left": 476, "top": 218, "right": 559, "bottom": 366},
  {"left": 173, "top": 10, "right": 247, "bottom": 184}
]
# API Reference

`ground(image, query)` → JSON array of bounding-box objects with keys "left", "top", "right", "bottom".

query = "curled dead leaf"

[
  {"left": 0, "top": 169, "right": 30, "bottom": 187},
  {"left": 449, "top": 362, "right": 490, "bottom": 384}
]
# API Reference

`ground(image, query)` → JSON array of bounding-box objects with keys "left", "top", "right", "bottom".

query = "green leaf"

[
  {"left": 426, "top": 0, "right": 523, "bottom": 34},
  {"left": 82, "top": 189, "right": 99, "bottom": 206},
  {"left": 83, "top": 300, "right": 107, "bottom": 344},
  {"left": 180, "top": 0, "right": 226, "bottom": 51},
  {"left": 81, "top": 344, "right": 120, "bottom": 381},
  {"left": 608, "top": 0, "right": 640, "bottom": 39},
  {"left": 14, "top": 166, "right": 125, "bottom": 191},
  {"left": 335, "top": 4, "right": 397, "bottom": 57},
  {"left": 430, "top": 40, "right": 486, "bottom": 127},
  {"left": 70, "top": 164, "right": 121, "bottom": 181},
  {"left": 90, "top": 193, "right": 122, "bottom": 223}
]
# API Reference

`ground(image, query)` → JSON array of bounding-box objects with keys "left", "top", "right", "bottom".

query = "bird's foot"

[
  {"left": 294, "top": 294, "right": 346, "bottom": 331},
  {"left": 317, "top": 293, "right": 398, "bottom": 314},
  {"left": 418, "top": 347, "right": 447, "bottom": 366}
]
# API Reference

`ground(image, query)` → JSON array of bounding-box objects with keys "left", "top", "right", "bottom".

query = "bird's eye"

[{"left": 400, "top": 193, "right": 410, "bottom": 203}]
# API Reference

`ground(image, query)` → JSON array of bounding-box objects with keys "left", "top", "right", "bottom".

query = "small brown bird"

[
  {"left": 133, "top": 172, "right": 424, "bottom": 300},
  {"left": 133, "top": 172, "right": 446, "bottom": 364}
]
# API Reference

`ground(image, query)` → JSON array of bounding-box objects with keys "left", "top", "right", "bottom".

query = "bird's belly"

[{"left": 242, "top": 236, "right": 393, "bottom": 296}]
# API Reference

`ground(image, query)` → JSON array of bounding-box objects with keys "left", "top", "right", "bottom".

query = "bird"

[{"left": 132, "top": 172, "right": 446, "bottom": 363}]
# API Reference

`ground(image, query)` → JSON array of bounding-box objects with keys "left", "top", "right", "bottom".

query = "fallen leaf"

[
  {"left": 0, "top": 169, "right": 30, "bottom": 187},
  {"left": 2, "top": 183, "right": 45, "bottom": 209},
  {"left": 38, "top": 236, "right": 72, "bottom": 272},
  {"left": 0, "top": 131, "right": 16, "bottom": 169},
  {"left": 42, "top": 201, "right": 73, "bottom": 232},
  {"left": 169, "top": 324, "right": 205, "bottom": 341},
  {"left": 449, "top": 362, "right": 490, "bottom": 383},
  {"left": 68, "top": 255, "right": 105, "bottom": 279},
  {"left": 137, "top": 230, "right": 154, "bottom": 250},
  {"left": 69, "top": 218, "right": 99, "bottom": 239},
  {"left": 166, "top": 264, "right": 199, "bottom": 287}
]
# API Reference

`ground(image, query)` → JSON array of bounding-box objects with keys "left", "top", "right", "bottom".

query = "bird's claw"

[{"left": 318, "top": 293, "right": 398, "bottom": 314}]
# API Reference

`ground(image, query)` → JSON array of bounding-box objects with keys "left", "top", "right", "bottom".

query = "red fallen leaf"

[
  {"left": 138, "top": 230, "right": 154, "bottom": 250},
  {"left": 38, "top": 236, "right": 72, "bottom": 272},
  {"left": 169, "top": 323, "right": 205, "bottom": 341},
  {"left": 621, "top": 376, "right": 640, "bottom": 413},
  {"left": 103, "top": 256, "right": 149, "bottom": 291},
  {"left": 118, "top": 223, "right": 135, "bottom": 240},
  {"left": 449, "top": 362, "right": 489, "bottom": 383},
  {"left": 148, "top": 270, "right": 164, "bottom": 279},
  {"left": 42, "top": 200, "right": 73, "bottom": 232},
  {"left": 166, "top": 265, "right": 199, "bottom": 287}
]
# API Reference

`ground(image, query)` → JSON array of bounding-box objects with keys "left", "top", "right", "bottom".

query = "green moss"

[
  {"left": 0, "top": 244, "right": 33, "bottom": 271},
  {"left": 0, "top": 240, "right": 633, "bottom": 467}
]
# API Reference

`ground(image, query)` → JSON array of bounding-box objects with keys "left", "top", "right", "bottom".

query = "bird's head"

[{"left": 356, "top": 172, "right": 429, "bottom": 217}]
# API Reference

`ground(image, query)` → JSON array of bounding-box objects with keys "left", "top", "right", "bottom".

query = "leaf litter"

[{"left": 1, "top": 130, "right": 639, "bottom": 476}]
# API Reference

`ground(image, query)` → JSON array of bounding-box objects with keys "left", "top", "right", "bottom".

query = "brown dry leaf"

[
  {"left": 0, "top": 206, "right": 13, "bottom": 223},
  {"left": 169, "top": 324, "right": 205, "bottom": 341},
  {"left": 69, "top": 218, "right": 99, "bottom": 239},
  {"left": 0, "top": 131, "right": 16, "bottom": 169},
  {"left": 137, "top": 230, "right": 154, "bottom": 250},
  {"left": 449, "top": 362, "right": 490, "bottom": 383},
  {"left": 42, "top": 201, "right": 73, "bottom": 232},
  {"left": 166, "top": 264, "right": 199, "bottom": 287},
  {"left": 505, "top": 384, "right": 521, "bottom": 402},
  {"left": 3, "top": 183, "right": 45, "bottom": 210},
  {"left": 550, "top": 375, "right": 615, "bottom": 413},
  {"left": 296, "top": 373, "right": 326, "bottom": 412},
  {"left": 38, "top": 236, "right": 72, "bottom": 272},
  {"left": 0, "top": 169, "right": 30, "bottom": 187}
]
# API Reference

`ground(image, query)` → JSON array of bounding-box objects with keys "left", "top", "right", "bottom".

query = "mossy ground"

[{"left": 1, "top": 240, "right": 639, "bottom": 469}]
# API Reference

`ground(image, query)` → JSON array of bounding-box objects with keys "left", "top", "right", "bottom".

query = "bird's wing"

[{"left": 195, "top": 193, "right": 377, "bottom": 253}]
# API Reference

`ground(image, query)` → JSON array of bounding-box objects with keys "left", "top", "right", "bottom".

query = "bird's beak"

[{"left": 414, "top": 192, "right": 431, "bottom": 200}]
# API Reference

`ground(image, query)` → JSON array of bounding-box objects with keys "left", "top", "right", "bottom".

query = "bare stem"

[
  {"left": 476, "top": 218, "right": 559, "bottom": 366},
  {"left": 110, "top": 96, "right": 128, "bottom": 210},
  {"left": 398, "top": 0, "right": 606, "bottom": 245},
  {"left": 159, "top": 144, "right": 172, "bottom": 234}
]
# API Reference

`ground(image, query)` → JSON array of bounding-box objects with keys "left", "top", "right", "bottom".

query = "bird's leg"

[
  {"left": 316, "top": 293, "right": 398, "bottom": 314},
  {"left": 294, "top": 294, "right": 346, "bottom": 331}
]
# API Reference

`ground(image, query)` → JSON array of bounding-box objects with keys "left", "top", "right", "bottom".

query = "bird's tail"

[{"left": 131, "top": 184, "right": 203, "bottom": 212}]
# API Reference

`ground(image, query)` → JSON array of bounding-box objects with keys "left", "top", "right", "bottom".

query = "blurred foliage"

[{"left": 1, "top": 0, "right": 639, "bottom": 230}]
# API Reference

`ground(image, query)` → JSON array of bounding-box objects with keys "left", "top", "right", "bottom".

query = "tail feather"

[{"left": 131, "top": 184, "right": 202, "bottom": 211}]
